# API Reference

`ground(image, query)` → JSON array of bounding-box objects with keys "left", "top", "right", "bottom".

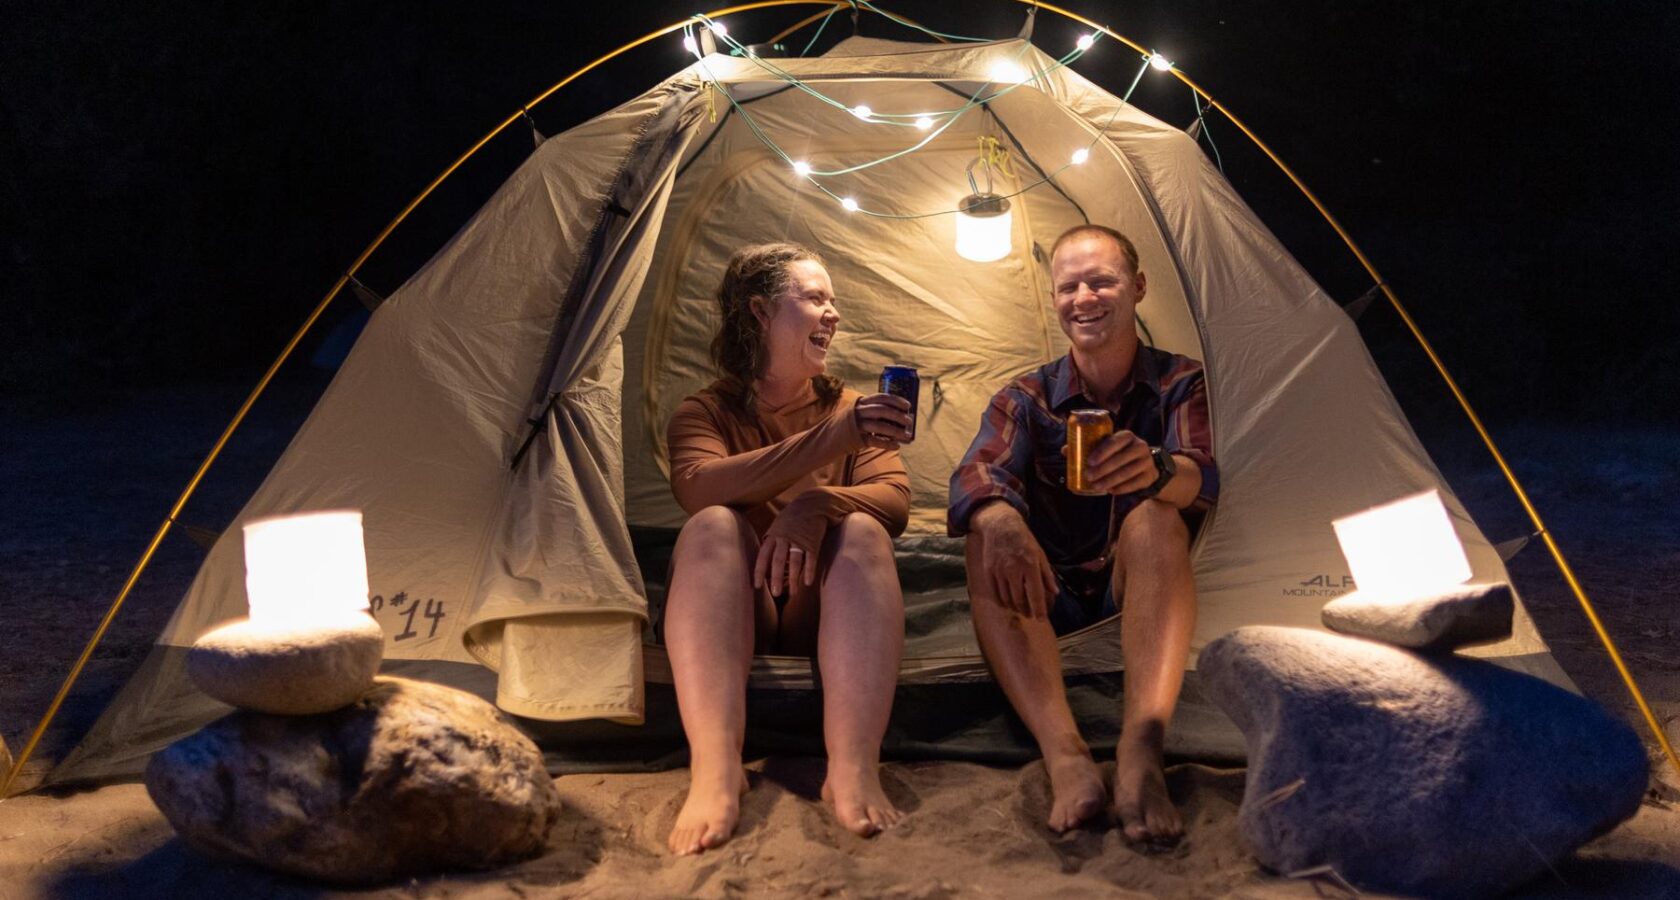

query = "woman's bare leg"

[
  {"left": 664, "top": 505, "right": 771, "bottom": 855},
  {"left": 782, "top": 513, "right": 905, "bottom": 836}
]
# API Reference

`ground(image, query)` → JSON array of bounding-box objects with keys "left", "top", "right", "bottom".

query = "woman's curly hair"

[{"left": 710, "top": 241, "right": 843, "bottom": 416}]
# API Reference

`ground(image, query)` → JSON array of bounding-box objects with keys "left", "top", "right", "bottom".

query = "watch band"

[{"left": 1141, "top": 447, "right": 1176, "bottom": 498}]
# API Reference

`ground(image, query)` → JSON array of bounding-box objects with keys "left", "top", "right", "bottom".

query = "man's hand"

[
  {"left": 753, "top": 534, "right": 817, "bottom": 596},
  {"left": 972, "top": 503, "right": 1059, "bottom": 620},
  {"left": 1080, "top": 429, "right": 1158, "bottom": 495},
  {"left": 854, "top": 393, "right": 914, "bottom": 450}
]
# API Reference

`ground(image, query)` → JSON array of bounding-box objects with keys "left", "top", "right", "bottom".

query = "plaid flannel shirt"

[{"left": 947, "top": 347, "right": 1218, "bottom": 585}]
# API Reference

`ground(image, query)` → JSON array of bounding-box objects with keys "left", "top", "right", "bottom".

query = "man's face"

[{"left": 1050, "top": 234, "right": 1146, "bottom": 358}]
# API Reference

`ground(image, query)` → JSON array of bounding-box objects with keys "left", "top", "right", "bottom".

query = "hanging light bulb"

[
  {"left": 841, "top": 197, "right": 860, "bottom": 212},
  {"left": 1077, "top": 34, "right": 1096, "bottom": 51},
  {"left": 1071, "top": 147, "right": 1090, "bottom": 165},
  {"left": 915, "top": 115, "right": 935, "bottom": 131},
  {"left": 682, "top": 35, "right": 700, "bottom": 56},
  {"left": 955, "top": 194, "right": 1012, "bottom": 263},
  {"left": 851, "top": 104, "right": 873, "bottom": 121},
  {"left": 1148, "top": 52, "right": 1173, "bottom": 71},
  {"left": 710, "top": 21, "right": 728, "bottom": 38},
  {"left": 989, "top": 60, "right": 1029, "bottom": 85},
  {"left": 792, "top": 160, "right": 813, "bottom": 177}
]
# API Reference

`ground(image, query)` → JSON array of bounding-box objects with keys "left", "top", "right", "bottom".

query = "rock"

[
  {"left": 1320, "top": 581, "right": 1513, "bottom": 652},
  {"left": 1200, "top": 626, "right": 1647, "bottom": 899},
  {"left": 187, "top": 613, "right": 383, "bottom": 714},
  {"left": 145, "top": 676, "right": 562, "bottom": 884}
]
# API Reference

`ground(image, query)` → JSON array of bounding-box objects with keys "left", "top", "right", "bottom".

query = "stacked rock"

[
  {"left": 1200, "top": 584, "right": 1648, "bottom": 898},
  {"left": 147, "top": 620, "right": 561, "bottom": 884}
]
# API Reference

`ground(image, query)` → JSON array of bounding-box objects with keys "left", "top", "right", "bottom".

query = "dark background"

[{"left": 4, "top": 1, "right": 1678, "bottom": 426}]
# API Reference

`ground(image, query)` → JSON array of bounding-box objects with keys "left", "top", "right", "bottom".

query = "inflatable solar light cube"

[
  {"left": 186, "top": 511, "right": 385, "bottom": 714},
  {"left": 1323, "top": 490, "right": 1513, "bottom": 651},
  {"left": 1331, "top": 490, "right": 1471, "bottom": 604}
]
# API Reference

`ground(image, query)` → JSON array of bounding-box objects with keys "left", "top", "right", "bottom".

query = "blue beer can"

[{"left": 878, "top": 365, "right": 919, "bottom": 442}]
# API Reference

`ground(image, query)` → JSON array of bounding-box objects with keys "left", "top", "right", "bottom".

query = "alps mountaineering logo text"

[{"left": 1282, "top": 574, "right": 1355, "bottom": 598}]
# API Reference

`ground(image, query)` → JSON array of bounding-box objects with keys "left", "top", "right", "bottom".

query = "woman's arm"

[
  {"left": 762, "top": 444, "right": 912, "bottom": 554},
  {"left": 666, "top": 394, "right": 864, "bottom": 514}
]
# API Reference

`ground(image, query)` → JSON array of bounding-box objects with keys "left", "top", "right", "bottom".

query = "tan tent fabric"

[{"left": 52, "top": 34, "right": 1565, "bottom": 785}]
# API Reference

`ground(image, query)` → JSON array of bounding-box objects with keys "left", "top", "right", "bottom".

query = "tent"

[{"left": 42, "top": 20, "right": 1578, "bottom": 786}]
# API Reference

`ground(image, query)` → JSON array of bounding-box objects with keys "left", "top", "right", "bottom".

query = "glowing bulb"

[
  {"left": 1332, "top": 490, "right": 1472, "bottom": 604},
  {"left": 1071, "top": 147, "right": 1090, "bottom": 165},
  {"left": 683, "top": 35, "right": 699, "bottom": 55},
  {"left": 243, "top": 511, "right": 370, "bottom": 629},
  {"left": 710, "top": 21, "right": 728, "bottom": 37},
  {"left": 851, "top": 104, "right": 873, "bottom": 121},
  {"left": 1149, "top": 52, "right": 1173, "bottom": 71},
  {"left": 954, "top": 194, "right": 1013, "bottom": 263},
  {"left": 792, "top": 160, "right": 812, "bottom": 177},
  {"left": 990, "top": 60, "right": 1029, "bottom": 85},
  {"left": 1077, "top": 34, "right": 1095, "bottom": 51},
  {"left": 915, "top": 115, "right": 935, "bottom": 130},
  {"left": 841, "top": 197, "right": 859, "bottom": 212}
]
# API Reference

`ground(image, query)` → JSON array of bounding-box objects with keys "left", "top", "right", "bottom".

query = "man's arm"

[{"left": 949, "top": 389, "right": 1059, "bottom": 619}]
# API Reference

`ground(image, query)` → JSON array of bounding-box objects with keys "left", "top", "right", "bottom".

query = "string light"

[
  {"left": 792, "top": 160, "right": 813, "bottom": 177},
  {"left": 1077, "top": 34, "right": 1095, "bottom": 51},
  {"left": 1071, "top": 147, "right": 1090, "bottom": 165},
  {"left": 1149, "top": 52, "right": 1173, "bottom": 71},
  {"left": 683, "top": 35, "right": 699, "bottom": 55},
  {"left": 710, "top": 22, "right": 728, "bottom": 37},
  {"left": 841, "top": 197, "right": 860, "bottom": 212},
  {"left": 851, "top": 104, "right": 873, "bottom": 120},
  {"left": 914, "top": 115, "right": 935, "bottom": 130}
]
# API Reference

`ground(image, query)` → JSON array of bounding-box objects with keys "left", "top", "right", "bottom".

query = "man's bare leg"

[
  {"left": 1111, "top": 500, "right": 1196, "bottom": 843},
  {"left": 965, "top": 534, "right": 1106, "bottom": 832},
  {"left": 664, "top": 506, "right": 769, "bottom": 855},
  {"left": 782, "top": 514, "right": 906, "bottom": 836}
]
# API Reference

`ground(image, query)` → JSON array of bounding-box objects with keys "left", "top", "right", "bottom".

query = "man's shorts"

[{"left": 1047, "top": 564, "right": 1117, "bottom": 636}]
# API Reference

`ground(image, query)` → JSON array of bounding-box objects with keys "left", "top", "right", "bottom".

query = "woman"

[{"left": 663, "top": 242, "right": 915, "bottom": 855}]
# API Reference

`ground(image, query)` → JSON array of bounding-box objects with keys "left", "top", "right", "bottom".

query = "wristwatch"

[{"left": 1141, "top": 447, "right": 1177, "bottom": 498}]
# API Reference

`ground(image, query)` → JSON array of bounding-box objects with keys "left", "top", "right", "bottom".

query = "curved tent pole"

[
  {"left": 1016, "top": 0, "right": 1680, "bottom": 778},
  {"left": 0, "top": 0, "right": 853, "bottom": 799}
]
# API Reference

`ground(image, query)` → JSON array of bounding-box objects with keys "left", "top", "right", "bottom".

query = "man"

[{"left": 948, "top": 224, "right": 1217, "bottom": 842}]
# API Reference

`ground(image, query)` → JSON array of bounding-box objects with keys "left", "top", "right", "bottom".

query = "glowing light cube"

[
  {"left": 243, "top": 511, "right": 370, "bottom": 627},
  {"left": 1331, "top": 490, "right": 1472, "bottom": 603},
  {"left": 955, "top": 193, "right": 1013, "bottom": 263}
]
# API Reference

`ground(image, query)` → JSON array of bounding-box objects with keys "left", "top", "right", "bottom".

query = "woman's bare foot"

[
  {"left": 1112, "top": 738, "right": 1182, "bottom": 844},
  {"left": 668, "top": 762, "right": 748, "bottom": 855},
  {"left": 821, "top": 760, "right": 903, "bottom": 837},
  {"left": 1043, "top": 741, "right": 1107, "bottom": 833}
]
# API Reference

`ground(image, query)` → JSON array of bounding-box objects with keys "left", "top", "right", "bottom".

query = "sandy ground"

[{"left": 3, "top": 381, "right": 1679, "bottom": 897}]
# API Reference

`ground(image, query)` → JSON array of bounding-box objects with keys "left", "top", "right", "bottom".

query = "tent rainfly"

[{"left": 42, "top": 13, "right": 1652, "bottom": 788}]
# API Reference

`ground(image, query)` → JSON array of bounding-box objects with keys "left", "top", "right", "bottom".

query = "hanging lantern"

[
  {"left": 243, "top": 510, "right": 371, "bottom": 629},
  {"left": 955, "top": 193, "right": 1013, "bottom": 262},
  {"left": 955, "top": 137, "right": 1015, "bottom": 263}
]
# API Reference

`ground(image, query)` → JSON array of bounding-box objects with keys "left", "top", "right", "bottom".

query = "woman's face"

[{"left": 757, "top": 258, "right": 839, "bottom": 383}]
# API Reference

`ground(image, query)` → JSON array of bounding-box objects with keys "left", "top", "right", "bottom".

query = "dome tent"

[{"left": 39, "top": 15, "right": 1577, "bottom": 785}]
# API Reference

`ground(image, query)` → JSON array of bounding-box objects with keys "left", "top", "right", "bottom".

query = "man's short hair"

[{"left": 1049, "top": 224, "right": 1140, "bottom": 274}]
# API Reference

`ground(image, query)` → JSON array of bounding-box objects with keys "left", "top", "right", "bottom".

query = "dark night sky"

[{"left": 4, "top": 1, "right": 1678, "bottom": 424}]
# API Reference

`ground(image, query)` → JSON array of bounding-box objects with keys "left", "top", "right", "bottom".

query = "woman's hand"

[
  {"left": 753, "top": 534, "right": 818, "bottom": 596},
  {"left": 854, "top": 393, "right": 914, "bottom": 450}
]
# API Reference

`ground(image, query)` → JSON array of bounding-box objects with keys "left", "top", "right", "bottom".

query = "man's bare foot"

[
  {"left": 821, "top": 760, "right": 903, "bottom": 837},
  {"left": 1043, "top": 738, "right": 1107, "bottom": 833},
  {"left": 668, "top": 762, "right": 748, "bottom": 855},
  {"left": 1113, "top": 738, "right": 1182, "bottom": 844}
]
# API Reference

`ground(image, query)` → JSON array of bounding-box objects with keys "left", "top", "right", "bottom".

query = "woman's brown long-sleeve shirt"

[{"left": 666, "top": 381, "right": 911, "bottom": 554}]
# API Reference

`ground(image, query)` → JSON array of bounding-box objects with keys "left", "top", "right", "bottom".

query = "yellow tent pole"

[
  {"left": 0, "top": 0, "right": 849, "bottom": 800},
  {"left": 1016, "top": 0, "right": 1680, "bottom": 779}
]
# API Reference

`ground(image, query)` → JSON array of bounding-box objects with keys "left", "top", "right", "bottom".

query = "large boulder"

[
  {"left": 1200, "top": 626, "right": 1647, "bottom": 899},
  {"left": 1320, "top": 582, "right": 1513, "bottom": 652},
  {"left": 145, "top": 676, "right": 562, "bottom": 884}
]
